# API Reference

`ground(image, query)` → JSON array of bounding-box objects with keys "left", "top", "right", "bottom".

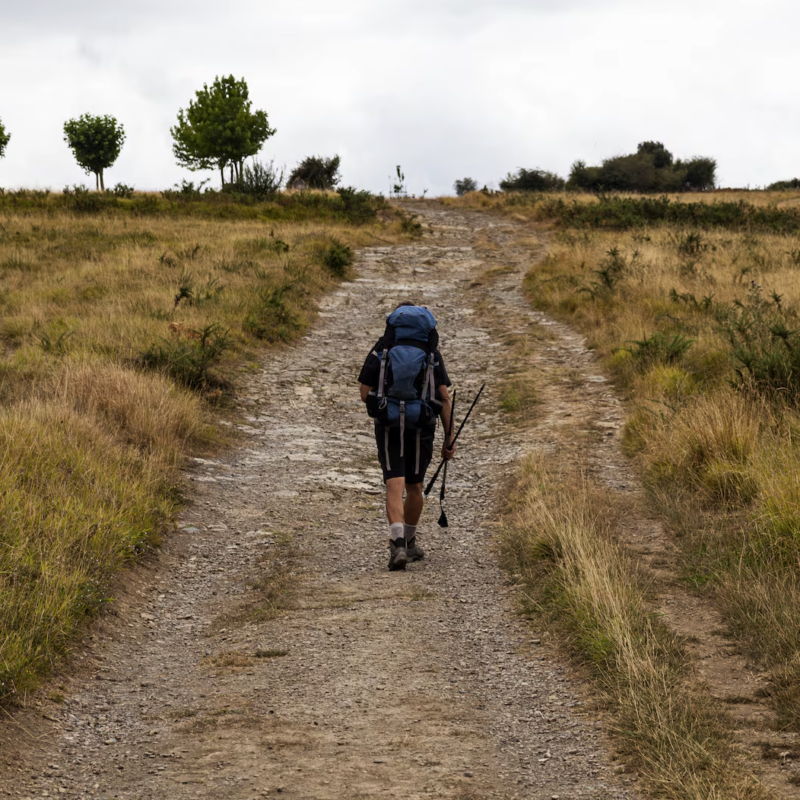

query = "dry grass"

[
  {"left": 502, "top": 455, "right": 773, "bottom": 799},
  {"left": 0, "top": 201, "right": 407, "bottom": 702},
  {"left": 473, "top": 191, "right": 800, "bottom": 731}
]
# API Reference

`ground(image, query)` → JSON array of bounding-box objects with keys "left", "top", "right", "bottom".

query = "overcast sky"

[{"left": 0, "top": 0, "right": 794, "bottom": 194}]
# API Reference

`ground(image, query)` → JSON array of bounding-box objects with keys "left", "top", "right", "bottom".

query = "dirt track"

[{"left": 0, "top": 205, "right": 641, "bottom": 799}]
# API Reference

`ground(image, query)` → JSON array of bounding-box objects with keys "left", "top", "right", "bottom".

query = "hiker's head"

[{"left": 394, "top": 301, "right": 416, "bottom": 311}]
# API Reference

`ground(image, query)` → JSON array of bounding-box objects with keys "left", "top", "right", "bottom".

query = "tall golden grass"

[
  {"left": 0, "top": 203, "right": 406, "bottom": 701},
  {"left": 502, "top": 457, "right": 772, "bottom": 799},
  {"left": 468, "top": 191, "right": 800, "bottom": 731}
]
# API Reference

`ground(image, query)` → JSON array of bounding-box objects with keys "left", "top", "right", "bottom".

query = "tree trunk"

[
  {"left": 100, "top": 170, "right": 105, "bottom": 192},
  {"left": 95, "top": 172, "right": 99, "bottom": 192},
  {"left": 220, "top": 166, "right": 225, "bottom": 187},
  {"left": 229, "top": 164, "right": 234, "bottom": 184}
]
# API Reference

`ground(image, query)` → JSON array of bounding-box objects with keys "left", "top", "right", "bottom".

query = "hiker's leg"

[
  {"left": 386, "top": 477, "right": 406, "bottom": 525},
  {"left": 404, "top": 482, "right": 423, "bottom": 526}
]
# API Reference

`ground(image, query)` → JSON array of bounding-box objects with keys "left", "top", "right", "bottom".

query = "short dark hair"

[{"left": 394, "top": 301, "right": 416, "bottom": 310}]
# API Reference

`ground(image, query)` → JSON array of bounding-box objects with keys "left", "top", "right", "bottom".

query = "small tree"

[
  {"left": 287, "top": 155, "right": 341, "bottom": 190},
  {"left": 454, "top": 177, "right": 478, "bottom": 196},
  {"left": 0, "top": 118, "right": 9, "bottom": 161},
  {"left": 63, "top": 114, "right": 125, "bottom": 191},
  {"left": 681, "top": 157, "right": 717, "bottom": 191},
  {"left": 171, "top": 75, "right": 275, "bottom": 187}
]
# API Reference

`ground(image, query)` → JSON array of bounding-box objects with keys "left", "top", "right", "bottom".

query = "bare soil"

[{"left": 8, "top": 201, "right": 783, "bottom": 799}]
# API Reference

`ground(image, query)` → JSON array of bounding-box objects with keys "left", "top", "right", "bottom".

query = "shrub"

[
  {"left": 139, "top": 323, "right": 231, "bottom": 391},
  {"left": 454, "top": 177, "right": 478, "bottom": 196},
  {"left": 112, "top": 183, "right": 134, "bottom": 199},
  {"left": 717, "top": 282, "right": 800, "bottom": 402},
  {"left": 768, "top": 178, "right": 800, "bottom": 191},
  {"left": 577, "top": 246, "right": 636, "bottom": 298},
  {"left": 626, "top": 332, "right": 695, "bottom": 367},
  {"left": 287, "top": 155, "right": 341, "bottom": 190},
  {"left": 244, "top": 282, "right": 304, "bottom": 342},
  {"left": 336, "top": 186, "right": 377, "bottom": 224},
  {"left": 318, "top": 240, "right": 353, "bottom": 276},
  {"left": 540, "top": 195, "right": 800, "bottom": 233},
  {"left": 500, "top": 168, "right": 565, "bottom": 192},
  {"left": 229, "top": 159, "right": 284, "bottom": 200}
]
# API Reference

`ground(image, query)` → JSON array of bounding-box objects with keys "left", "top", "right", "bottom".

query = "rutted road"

[{"left": 1, "top": 205, "right": 634, "bottom": 799}]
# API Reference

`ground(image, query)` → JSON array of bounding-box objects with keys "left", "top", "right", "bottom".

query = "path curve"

[{"left": 0, "top": 205, "right": 635, "bottom": 800}]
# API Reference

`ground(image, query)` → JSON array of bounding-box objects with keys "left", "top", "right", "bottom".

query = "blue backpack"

[{"left": 368, "top": 306, "right": 442, "bottom": 444}]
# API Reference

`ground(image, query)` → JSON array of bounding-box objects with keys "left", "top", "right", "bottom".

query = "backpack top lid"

[{"left": 386, "top": 306, "right": 436, "bottom": 342}]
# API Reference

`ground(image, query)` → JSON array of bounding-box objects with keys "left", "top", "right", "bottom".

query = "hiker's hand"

[{"left": 442, "top": 441, "right": 457, "bottom": 461}]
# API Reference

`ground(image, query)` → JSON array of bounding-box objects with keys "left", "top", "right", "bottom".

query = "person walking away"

[{"left": 358, "top": 303, "right": 456, "bottom": 571}]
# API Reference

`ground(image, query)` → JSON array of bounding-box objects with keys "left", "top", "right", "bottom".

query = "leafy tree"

[
  {"left": 637, "top": 141, "right": 673, "bottom": 169},
  {"left": 500, "top": 168, "right": 565, "bottom": 192},
  {"left": 454, "top": 177, "right": 478, "bottom": 196},
  {"left": 0, "top": 117, "right": 9, "bottom": 160},
  {"left": 171, "top": 75, "right": 275, "bottom": 187},
  {"left": 680, "top": 157, "right": 717, "bottom": 191},
  {"left": 287, "top": 155, "right": 341, "bottom": 190},
  {"left": 63, "top": 114, "right": 125, "bottom": 191}
]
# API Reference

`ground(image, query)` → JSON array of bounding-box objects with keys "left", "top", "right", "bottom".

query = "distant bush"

[
  {"left": 454, "top": 177, "right": 478, "bottom": 196},
  {"left": 336, "top": 186, "right": 378, "bottom": 224},
  {"left": 227, "top": 159, "right": 283, "bottom": 200},
  {"left": 112, "top": 183, "right": 134, "bottom": 199},
  {"left": 540, "top": 195, "right": 800, "bottom": 233},
  {"left": 767, "top": 178, "right": 800, "bottom": 191},
  {"left": 0, "top": 183, "right": 385, "bottom": 225},
  {"left": 287, "top": 155, "right": 341, "bottom": 190},
  {"left": 567, "top": 142, "right": 716, "bottom": 193},
  {"left": 500, "top": 168, "right": 565, "bottom": 192}
]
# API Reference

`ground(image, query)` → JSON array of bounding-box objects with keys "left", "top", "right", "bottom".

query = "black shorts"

[{"left": 375, "top": 425, "right": 435, "bottom": 484}]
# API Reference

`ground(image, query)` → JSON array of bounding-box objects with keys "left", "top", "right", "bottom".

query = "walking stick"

[
  {"left": 424, "top": 383, "right": 486, "bottom": 499},
  {"left": 437, "top": 390, "right": 457, "bottom": 528}
]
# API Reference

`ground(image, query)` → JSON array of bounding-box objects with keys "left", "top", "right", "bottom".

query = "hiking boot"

[
  {"left": 406, "top": 538, "right": 425, "bottom": 562},
  {"left": 388, "top": 539, "right": 408, "bottom": 571}
]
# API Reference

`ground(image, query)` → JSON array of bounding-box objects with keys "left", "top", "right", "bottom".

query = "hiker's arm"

[
  {"left": 360, "top": 383, "right": 372, "bottom": 403},
  {"left": 439, "top": 385, "right": 457, "bottom": 461}
]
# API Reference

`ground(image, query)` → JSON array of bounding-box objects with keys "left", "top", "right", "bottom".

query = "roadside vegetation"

[
  {"left": 0, "top": 190, "right": 405, "bottom": 702},
  {"left": 457, "top": 189, "right": 800, "bottom": 767},
  {"left": 502, "top": 457, "right": 771, "bottom": 799}
]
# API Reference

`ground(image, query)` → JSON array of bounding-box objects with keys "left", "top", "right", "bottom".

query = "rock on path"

[{"left": 0, "top": 205, "right": 634, "bottom": 799}]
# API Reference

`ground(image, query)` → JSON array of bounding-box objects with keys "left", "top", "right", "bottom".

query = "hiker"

[{"left": 358, "top": 303, "right": 455, "bottom": 571}]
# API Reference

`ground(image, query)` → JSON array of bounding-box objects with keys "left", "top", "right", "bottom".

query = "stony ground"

[{"left": 0, "top": 204, "right": 647, "bottom": 799}]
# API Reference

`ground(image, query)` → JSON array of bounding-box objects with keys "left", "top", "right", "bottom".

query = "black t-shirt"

[{"left": 358, "top": 338, "right": 451, "bottom": 399}]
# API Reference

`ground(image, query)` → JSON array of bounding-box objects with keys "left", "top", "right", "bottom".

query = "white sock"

[
  {"left": 390, "top": 522, "right": 405, "bottom": 543},
  {"left": 404, "top": 523, "right": 418, "bottom": 541}
]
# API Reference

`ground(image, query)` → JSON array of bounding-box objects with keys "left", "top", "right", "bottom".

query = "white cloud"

[{"left": 0, "top": 0, "right": 797, "bottom": 192}]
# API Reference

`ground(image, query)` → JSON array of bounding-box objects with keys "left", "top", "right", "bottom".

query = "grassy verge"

[
  {"left": 502, "top": 456, "right": 772, "bottom": 798},
  {"left": 457, "top": 190, "right": 800, "bottom": 731},
  {"left": 0, "top": 191, "right": 407, "bottom": 702}
]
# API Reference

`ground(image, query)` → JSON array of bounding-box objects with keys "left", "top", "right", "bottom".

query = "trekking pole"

[
  {"left": 437, "top": 390, "right": 457, "bottom": 528},
  {"left": 424, "top": 382, "right": 486, "bottom": 498}
]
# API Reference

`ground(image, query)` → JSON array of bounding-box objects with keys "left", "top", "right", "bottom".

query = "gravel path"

[{"left": 0, "top": 204, "right": 636, "bottom": 799}]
